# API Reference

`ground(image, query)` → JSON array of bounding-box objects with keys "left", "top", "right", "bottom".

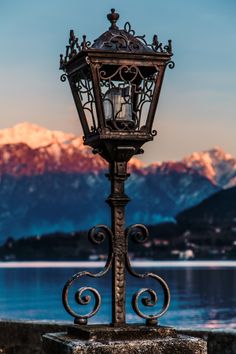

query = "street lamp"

[{"left": 60, "top": 9, "right": 174, "bottom": 331}]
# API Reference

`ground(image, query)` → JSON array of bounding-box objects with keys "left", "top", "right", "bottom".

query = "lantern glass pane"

[
  {"left": 75, "top": 77, "right": 98, "bottom": 133},
  {"left": 99, "top": 65, "right": 158, "bottom": 131},
  {"left": 104, "top": 85, "right": 133, "bottom": 121}
]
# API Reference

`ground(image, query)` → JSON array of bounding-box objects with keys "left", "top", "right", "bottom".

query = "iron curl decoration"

[
  {"left": 111, "top": 118, "right": 137, "bottom": 132},
  {"left": 124, "top": 22, "right": 135, "bottom": 36},
  {"left": 151, "top": 130, "right": 158, "bottom": 137},
  {"left": 122, "top": 24, "right": 172, "bottom": 54},
  {"left": 126, "top": 223, "right": 149, "bottom": 244},
  {"left": 123, "top": 22, "right": 149, "bottom": 47},
  {"left": 167, "top": 60, "right": 175, "bottom": 69},
  {"left": 104, "top": 32, "right": 143, "bottom": 52},
  {"left": 62, "top": 225, "right": 113, "bottom": 324},
  {"left": 164, "top": 40, "right": 173, "bottom": 54},
  {"left": 81, "top": 35, "right": 91, "bottom": 50},
  {"left": 60, "top": 73, "right": 67, "bottom": 82},
  {"left": 88, "top": 224, "right": 112, "bottom": 245},
  {"left": 125, "top": 224, "right": 170, "bottom": 326}
]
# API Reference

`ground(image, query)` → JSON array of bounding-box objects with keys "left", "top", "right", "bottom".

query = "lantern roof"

[
  {"left": 92, "top": 9, "right": 154, "bottom": 54},
  {"left": 60, "top": 9, "right": 173, "bottom": 69}
]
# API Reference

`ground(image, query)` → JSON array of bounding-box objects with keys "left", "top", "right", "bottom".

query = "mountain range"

[
  {"left": 0, "top": 122, "right": 235, "bottom": 240},
  {"left": 177, "top": 186, "right": 236, "bottom": 229}
]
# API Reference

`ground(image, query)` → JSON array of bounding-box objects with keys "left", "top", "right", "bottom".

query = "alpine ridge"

[
  {"left": 1, "top": 123, "right": 235, "bottom": 186},
  {"left": 182, "top": 147, "right": 236, "bottom": 188},
  {"left": 0, "top": 122, "right": 234, "bottom": 239},
  {"left": 0, "top": 122, "right": 143, "bottom": 176}
]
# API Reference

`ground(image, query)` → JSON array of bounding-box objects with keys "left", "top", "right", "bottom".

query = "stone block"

[{"left": 43, "top": 332, "right": 207, "bottom": 354}]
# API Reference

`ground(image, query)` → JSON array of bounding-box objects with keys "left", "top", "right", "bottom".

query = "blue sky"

[{"left": 0, "top": 0, "right": 235, "bottom": 163}]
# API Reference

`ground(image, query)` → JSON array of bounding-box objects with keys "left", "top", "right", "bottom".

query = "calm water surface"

[{"left": 0, "top": 264, "right": 236, "bottom": 328}]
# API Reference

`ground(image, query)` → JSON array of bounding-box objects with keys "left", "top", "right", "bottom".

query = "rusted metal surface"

[
  {"left": 60, "top": 9, "right": 174, "bottom": 327},
  {"left": 62, "top": 162, "right": 170, "bottom": 326},
  {"left": 62, "top": 225, "right": 113, "bottom": 325},
  {"left": 126, "top": 224, "right": 170, "bottom": 326},
  {"left": 59, "top": 8, "right": 174, "bottom": 159}
]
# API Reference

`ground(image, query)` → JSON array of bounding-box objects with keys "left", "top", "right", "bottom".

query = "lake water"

[{"left": 0, "top": 262, "right": 236, "bottom": 329}]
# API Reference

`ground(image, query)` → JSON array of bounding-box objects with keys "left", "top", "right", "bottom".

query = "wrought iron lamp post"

[{"left": 60, "top": 9, "right": 174, "bottom": 330}]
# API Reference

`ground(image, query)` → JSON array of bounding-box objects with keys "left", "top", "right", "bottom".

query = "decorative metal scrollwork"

[
  {"left": 151, "top": 130, "right": 158, "bottom": 137},
  {"left": 63, "top": 222, "right": 170, "bottom": 325},
  {"left": 74, "top": 77, "right": 98, "bottom": 133},
  {"left": 124, "top": 22, "right": 135, "bottom": 36},
  {"left": 125, "top": 224, "right": 170, "bottom": 326},
  {"left": 62, "top": 225, "right": 113, "bottom": 325},
  {"left": 60, "top": 73, "right": 67, "bottom": 82},
  {"left": 126, "top": 223, "right": 149, "bottom": 243},
  {"left": 98, "top": 64, "right": 158, "bottom": 132},
  {"left": 60, "top": 9, "right": 174, "bottom": 70},
  {"left": 60, "top": 31, "right": 92, "bottom": 67},
  {"left": 123, "top": 22, "right": 173, "bottom": 55},
  {"left": 81, "top": 35, "right": 91, "bottom": 50},
  {"left": 167, "top": 61, "right": 175, "bottom": 69}
]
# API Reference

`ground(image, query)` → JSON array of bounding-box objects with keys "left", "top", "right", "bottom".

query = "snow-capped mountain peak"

[
  {"left": 0, "top": 122, "right": 81, "bottom": 149},
  {"left": 1, "top": 123, "right": 235, "bottom": 239},
  {"left": 0, "top": 122, "right": 144, "bottom": 175},
  {"left": 0, "top": 123, "right": 236, "bottom": 187},
  {"left": 182, "top": 147, "right": 236, "bottom": 188}
]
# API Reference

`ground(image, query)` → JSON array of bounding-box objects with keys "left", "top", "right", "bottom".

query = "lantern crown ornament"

[{"left": 60, "top": 9, "right": 174, "bottom": 163}]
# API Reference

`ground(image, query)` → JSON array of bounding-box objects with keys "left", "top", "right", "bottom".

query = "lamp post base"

[{"left": 43, "top": 329, "right": 207, "bottom": 354}]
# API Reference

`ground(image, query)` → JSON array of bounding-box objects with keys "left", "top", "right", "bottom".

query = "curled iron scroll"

[
  {"left": 125, "top": 224, "right": 170, "bottom": 325},
  {"left": 60, "top": 73, "right": 67, "bottom": 82},
  {"left": 62, "top": 225, "right": 113, "bottom": 324},
  {"left": 167, "top": 60, "right": 175, "bottom": 69},
  {"left": 151, "top": 130, "right": 157, "bottom": 137}
]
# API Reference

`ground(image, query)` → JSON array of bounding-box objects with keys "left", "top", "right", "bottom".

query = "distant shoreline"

[{"left": 0, "top": 260, "right": 236, "bottom": 268}]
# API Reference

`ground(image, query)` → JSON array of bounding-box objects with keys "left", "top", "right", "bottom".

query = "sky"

[{"left": 0, "top": 0, "right": 235, "bottom": 163}]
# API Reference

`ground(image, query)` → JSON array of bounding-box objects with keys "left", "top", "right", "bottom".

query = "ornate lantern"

[{"left": 60, "top": 9, "right": 174, "bottom": 332}]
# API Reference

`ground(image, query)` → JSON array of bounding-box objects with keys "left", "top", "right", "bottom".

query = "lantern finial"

[{"left": 107, "top": 8, "right": 119, "bottom": 30}]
